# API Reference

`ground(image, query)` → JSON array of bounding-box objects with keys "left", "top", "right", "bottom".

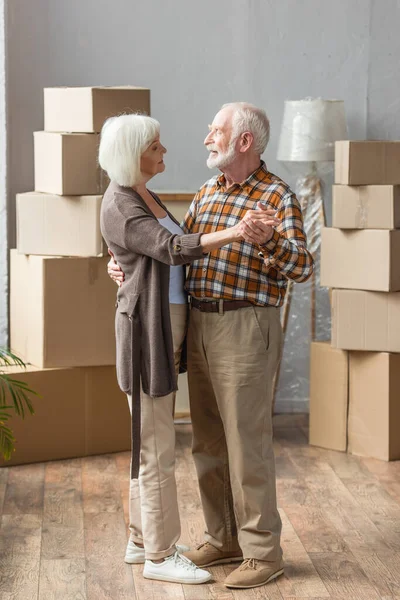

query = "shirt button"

[{"left": 202, "top": 268, "right": 207, "bottom": 273}]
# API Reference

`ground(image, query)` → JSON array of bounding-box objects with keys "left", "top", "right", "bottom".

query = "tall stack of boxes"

[
  {"left": 3, "top": 87, "right": 150, "bottom": 466},
  {"left": 310, "top": 141, "right": 400, "bottom": 461}
]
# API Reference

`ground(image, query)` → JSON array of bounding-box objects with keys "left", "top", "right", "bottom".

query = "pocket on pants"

[{"left": 251, "top": 306, "right": 270, "bottom": 351}]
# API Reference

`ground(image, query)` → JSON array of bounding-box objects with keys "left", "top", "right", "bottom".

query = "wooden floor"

[{"left": 1, "top": 414, "right": 400, "bottom": 600}]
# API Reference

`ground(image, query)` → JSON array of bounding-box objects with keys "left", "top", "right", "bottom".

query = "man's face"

[{"left": 204, "top": 107, "right": 238, "bottom": 170}]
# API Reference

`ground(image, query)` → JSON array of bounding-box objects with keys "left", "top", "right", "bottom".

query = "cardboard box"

[
  {"left": 320, "top": 228, "right": 400, "bottom": 291},
  {"left": 10, "top": 251, "right": 116, "bottom": 368},
  {"left": 332, "top": 184, "right": 400, "bottom": 229},
  {"left": 309, "top": 341, "right": 349, "bottom": 452},
  {"left": 17, "top": 192, "right": 106, "bottom": 257},
  {"left": 348, "top": 352, "right": 400, "bottom": 461},
  {"left": 335, "top": 141, "right": 400, "bottom": 185},
  {"left": 44, "top": 86, "right": 150, "bottom": 133},
  {"left": 0, "top": 364, "right": 130, "bottom": 467},
  {"left": 34, "top": 131, "right": 108, "bottom": 195},
  {"left": 332, "top": 289, "right": 400, "bottom": 352}
]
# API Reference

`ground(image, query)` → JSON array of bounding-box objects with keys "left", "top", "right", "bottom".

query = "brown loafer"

[
  {"left": 183, "top": 542, "right": 243, "bottom": 567},
  {"left": 224, "top": 558, "right": 284, "bottom": 589}
]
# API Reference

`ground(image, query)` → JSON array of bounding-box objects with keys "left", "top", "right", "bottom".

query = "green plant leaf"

[
  {"left": 0, "top": 349, "right": 27, "bottom": 370},
  {"left": 0, "top": 421, "right": 16, "bottom": 461},
  {"left": 0, "top": 348, "right": 37, "bottom": 460},
  {"left": 0, "top": 376, "right": 37, "bottom": 415}
]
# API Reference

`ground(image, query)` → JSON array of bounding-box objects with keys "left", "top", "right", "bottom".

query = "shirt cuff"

[{"left": 259, "top": 229, "right": 281, "bottom": 255}]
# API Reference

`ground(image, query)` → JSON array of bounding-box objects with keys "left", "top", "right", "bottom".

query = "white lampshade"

[{"left": 277, "top": 98, "right": 347, "bottom": 162}]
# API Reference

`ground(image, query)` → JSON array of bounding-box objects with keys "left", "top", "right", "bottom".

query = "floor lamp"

[{"left": 272, "top": 98, "right": 347, "bottom": 411}]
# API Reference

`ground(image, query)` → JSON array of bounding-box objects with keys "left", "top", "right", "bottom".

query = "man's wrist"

[{"left": 258, "top": 229, "right": 280, "bottom": 256}]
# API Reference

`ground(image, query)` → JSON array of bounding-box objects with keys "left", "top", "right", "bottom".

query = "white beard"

[{"left": 206, "top": 138, "right": 238, "bottom": 170}]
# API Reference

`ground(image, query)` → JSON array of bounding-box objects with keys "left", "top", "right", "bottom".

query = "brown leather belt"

[{"left": 190, "top": 297, "right": 253, "bottom": 313}]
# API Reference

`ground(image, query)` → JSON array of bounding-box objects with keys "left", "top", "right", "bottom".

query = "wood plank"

[
  {"left": 131, "top": 563, "right": 186, "bottom": 600},
  {"left": 276, "top": 478, "right": 311, "bottom": 508},
  {"left": 361, "top": 456, "right": 400, "bottom": 482},
  {"left": 44, "top": 461, "right": 83, "bottom": 529},
  {"left": 2, "top": 414, "right": 400, "bottom": 600},
  {"left": 276, "top": 508, "right": 329, "bottom": 598},
  {"left": 320, "top": 504, "right": 390, "bottom": 554},
  {"left": 176, "top": 429, "right": 234, "bottom": 600},
  {"left": 41, "top": 524, "right": 85, "bottom": 561},
  {"left": 82, "top": 454, "right": 123, "bottom": 514},
  {"left": 0, "top": 466, "right": 9, "bottom": 483},
  {"left": 114, "top": 451, "right": 130, "bottom": 530},
  {"left": 342, "top": 480, "right": 400, "bottom": 551},
  {"left": 342, "top": 479, "right": 400, "bottom": 517},
  {"left": 44, "top": 458, "right": 82, "bottom": 486},
  {"left": 38, "top": 558, "right": 86, "bottom": 600},
  {"left": 275, "top": 455, "right": 298, "bottom": 480},
  {"left": 41, "top": 459, "right": 85, "bottom": 560},
  {"left": 0, "top": 513, "right": 42, "bottom": 557},
  {"left": 0, "top": 552, "right": 40, "bottom": 599},
  {"left": 351, "top": 550, "right": 400, "bottom": 598},
  {"left": 379, "top": 480, "right": 400, "bottom": 506},
  {"left": 304, "top": 467, "right": 361, "bottom": 509},
  {"left": 2, "top": 463, "right": 44, "bottom": 514},
  {"left": 0, "top": 482, "right": 7, "bottom": 515},
  {"left": 84, "top": 511, "right": 135, "bottom": 600},
  {"left": 310, "top": 551, "right": 381, "bottom": 599},
  {"left": 284, "top": 505, "right": 349, "bottom": 553},
  {"left": 324, "top": 449, "right": 374, "bottom": 481}
]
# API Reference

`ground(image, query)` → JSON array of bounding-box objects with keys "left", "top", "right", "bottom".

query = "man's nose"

[{"left": 204, "top": 131, "right": 213, "bottom": 145}]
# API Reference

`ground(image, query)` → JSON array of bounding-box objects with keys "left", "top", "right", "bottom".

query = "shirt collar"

[{"left": 215, "top": 161, "right": 270, "bottom": 191}]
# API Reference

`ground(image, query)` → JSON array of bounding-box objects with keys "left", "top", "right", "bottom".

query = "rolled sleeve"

[{"left": 258, "top": 193, "right": 314, "bottom": 282}]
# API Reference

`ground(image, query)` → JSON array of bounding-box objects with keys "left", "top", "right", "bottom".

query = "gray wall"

[
  {"left": 0, "top": 0, "right": 7, "bottom": 345},
  {"left": 2, "top": 0, "right": 400, "bottom": 409}
]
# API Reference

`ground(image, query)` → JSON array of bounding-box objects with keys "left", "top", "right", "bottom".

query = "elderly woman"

[{"left": 99, "top": 114, "right": 278, "bottom": 585}]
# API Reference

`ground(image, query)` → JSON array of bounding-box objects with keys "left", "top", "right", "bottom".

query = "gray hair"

[
  {"left": 222, "top": 102, "right": 270, "bottom": 155},
  {"left": 98, "top": 113, "right": 160, "bottom": 187}
]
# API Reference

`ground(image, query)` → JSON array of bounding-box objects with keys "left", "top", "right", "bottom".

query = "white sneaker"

[
  {"left": 124, "top": 540, "right": 190, "bottom": 564},
  {"left": 143, "top": 551, "right": 212, "bottom": 584}
]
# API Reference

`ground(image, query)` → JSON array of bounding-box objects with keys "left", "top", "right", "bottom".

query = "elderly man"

[{"left": 109, "top": 102, "right": 313, "bottom": 589}]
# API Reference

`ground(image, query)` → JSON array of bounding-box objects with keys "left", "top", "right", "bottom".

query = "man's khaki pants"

[
  {"left": 127, "top": 304, "right": 187, "bottom": 560},
  {"left": 187, "top": 303, "right": 283, "bottom": 562}
]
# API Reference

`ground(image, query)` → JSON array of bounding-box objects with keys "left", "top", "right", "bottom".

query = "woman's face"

[{"left": 140, "top": 136, "right": 167, "bottom": 180}]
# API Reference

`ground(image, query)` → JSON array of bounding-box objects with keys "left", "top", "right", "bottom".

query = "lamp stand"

[{"left": 272, "top": 161, "right": 326, "bottom": 413}]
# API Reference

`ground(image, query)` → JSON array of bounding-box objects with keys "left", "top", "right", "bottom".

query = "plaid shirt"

[{"left": 181, "top": 161, "right": 314, "bottom": 307}]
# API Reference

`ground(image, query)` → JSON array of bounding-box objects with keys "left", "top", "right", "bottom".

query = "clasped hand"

[{"left": 237, "top": 202, "right": 280, "bottom": 245}]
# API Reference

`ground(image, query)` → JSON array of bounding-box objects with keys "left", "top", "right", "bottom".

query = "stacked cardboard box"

[
  {"left": 4, "top": 87, "right": 150, "bottom": 466},
  {"left": 311, "top": 141, "right": 400, "bottom": 461}
]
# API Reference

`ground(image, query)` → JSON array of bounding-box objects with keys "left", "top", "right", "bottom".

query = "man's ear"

[{"left": 239, "top": 131, "right": 254, "bottom": 153}]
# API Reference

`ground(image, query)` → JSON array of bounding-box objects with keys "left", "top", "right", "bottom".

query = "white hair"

[
  {"left": 98, "top": 113, "right": 160, "bottom": 187},
  {"left": 222, "top": 102, "right": 270, "bottom": 155}
]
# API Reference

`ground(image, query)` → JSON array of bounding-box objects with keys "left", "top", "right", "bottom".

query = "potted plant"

[{"left": 0, "top": 348, "right": 38, "bottom": 461}]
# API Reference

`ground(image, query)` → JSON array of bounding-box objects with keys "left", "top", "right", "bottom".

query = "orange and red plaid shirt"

[{"left": 181, "top": 161, "right": 314, "bottom": 307}]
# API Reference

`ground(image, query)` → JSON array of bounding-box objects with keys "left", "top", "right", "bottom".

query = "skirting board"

[
  {"left": 174, "top": 398, "right": 309, "bottom": 423},
  {"left": 274, "top": 398, "right": 309, "bottom": 413}
]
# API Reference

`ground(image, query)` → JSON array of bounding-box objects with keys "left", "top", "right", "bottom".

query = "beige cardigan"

[{"left": 100, "top": 181, "right": 203, "bottom": 477}]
